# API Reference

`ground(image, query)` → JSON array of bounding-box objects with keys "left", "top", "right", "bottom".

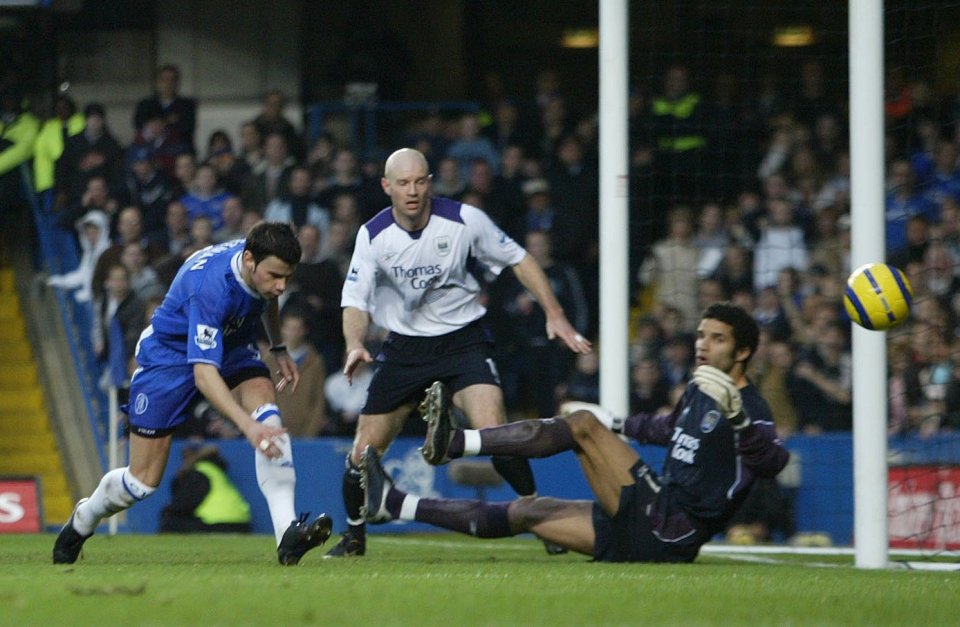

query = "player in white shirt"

[{"left": 326, "top": 148, "right": 591, "bottom": 557}]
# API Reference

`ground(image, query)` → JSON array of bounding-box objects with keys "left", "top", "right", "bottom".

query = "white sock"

[
  {"left": 462, "top": 429, "right": 482, "bottom": 456},
  {"left": 254, "top": 408, "right": 297, "bottom": 546},
  {"left": 398, "top": 494, "right": 420, "bottom": 521},
  {"left": 601, "top": 413, "right": 626, "bottom": 433},
  {"left": 74, "top": 467, "right": 155, "bottom": 536}
]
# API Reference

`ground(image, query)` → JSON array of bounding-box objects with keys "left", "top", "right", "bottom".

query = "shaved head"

[
  {"left": 382, "top": 147, "right": 433, "bottom": 230},
  {"left": 384, "top": 148, "right": 429, "bottom": 180}
]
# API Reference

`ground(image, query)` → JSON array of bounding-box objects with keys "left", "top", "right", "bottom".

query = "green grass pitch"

[{"left": 3, "top": 533, "right": 959, "bottom": 626}]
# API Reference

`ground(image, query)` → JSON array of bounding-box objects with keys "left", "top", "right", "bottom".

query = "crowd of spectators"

[{"left": 6, "top": 59, "right": 960, "bottom": 443}]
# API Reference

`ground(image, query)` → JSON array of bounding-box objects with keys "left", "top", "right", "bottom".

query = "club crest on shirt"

[
  {"left": 700, "top": 410, "right": 722, "bottom": 433},
  {"left": 194, "top": 324, "right": 219, "bottom": 350},
  {"left": 434, "top": 236, "right": 451, "bottom": 256}
]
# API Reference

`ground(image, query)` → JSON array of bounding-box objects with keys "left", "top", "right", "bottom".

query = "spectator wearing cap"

[
  {"left": 204, "top": 130, "right": 249, "bottom": 197},
  {"left": 57, "top": 102, "right": 124, "bottom": 207},
  {"left": 521, "top": 177, "right": 554, "bottom": 235},
  {"left": 123, "top": 144, "right": 176, "bottom": 237},
  {"left": 134, "top": 64, "right": 197, "bottom": 153},
  {"left": 34, "top": 94, "right": 86, "bottom": 194}
]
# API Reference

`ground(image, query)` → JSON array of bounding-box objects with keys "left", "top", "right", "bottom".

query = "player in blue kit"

[
  {"left": 361, "top": 303, "right": 790, "bottom": 562},
  {"left": 53, "top": 222, "right": 332, "bottom": 566},
  {"left": 327, "top": 148, "right": 591, "bottom": 557}
]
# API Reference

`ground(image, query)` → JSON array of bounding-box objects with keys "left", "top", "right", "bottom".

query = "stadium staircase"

[{"left": 0, "top": 266, "right": 73, "bottom": 524}]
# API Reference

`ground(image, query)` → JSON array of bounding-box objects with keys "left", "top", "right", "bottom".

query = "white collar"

[{"left": 231, "top": 251, "right": 261, "bottom": 299}]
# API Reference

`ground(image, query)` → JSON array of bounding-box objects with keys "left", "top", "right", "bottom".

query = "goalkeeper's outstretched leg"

[{"left": 375, "top": 303, "right": 790, "bottom": 564}]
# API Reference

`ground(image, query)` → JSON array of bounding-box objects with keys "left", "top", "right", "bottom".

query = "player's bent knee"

[
  {"left": 508, "top": 496, "right": 559, "bottom": 532},
  {"left": 564, "top": 410, "right": 605, "bottom": 441}
]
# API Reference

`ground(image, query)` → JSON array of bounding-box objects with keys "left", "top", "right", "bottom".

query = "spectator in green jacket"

[
  {"left": 33, "top": 94, "right": 85, "bottom": 193},
  {"left": 0, "top": 81, "right": 40, "bottom": 264}
]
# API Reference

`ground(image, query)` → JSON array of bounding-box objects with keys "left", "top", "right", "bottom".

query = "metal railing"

[
  {"left": 19, "top": 165, "right": 107, "bottom": 469},
  {"left": 306, "top": 100, "right": 480, "bottom": 157}
]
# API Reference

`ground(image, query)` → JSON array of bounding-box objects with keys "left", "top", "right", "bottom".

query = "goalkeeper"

[{"left": 361, "top": 302, "right": 789, "bottom": 562}]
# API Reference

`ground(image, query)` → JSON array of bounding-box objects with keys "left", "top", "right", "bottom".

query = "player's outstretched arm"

[
  {"left": 342, "top": 306, "right": 374, "bottom": 383},
  {"left": 193, "top": 363, "right": 286, "bottom": 458},
  {"left": 510, "top": 254, "right": 591, "bottom": 354}
]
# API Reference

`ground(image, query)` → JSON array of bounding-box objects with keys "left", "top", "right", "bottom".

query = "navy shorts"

[
  {"left": 592, "top": 460, "right": 703, "bottom": 563},
  {"left": 124, "top": 345, "right": 269, "bottom": 438},
  {"left": 361, "top": 322, "right": 500, "bottom": 415}
]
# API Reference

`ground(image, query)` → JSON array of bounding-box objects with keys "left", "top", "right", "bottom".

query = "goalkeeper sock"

[
  {"left": 414, "top": 498, "right": 514, "bottom": 538},
  {"left": 475, "top": 418, "right": 575, "bottom": 458},
  {"left": 74, "top": 467, "right": 155, "bottom": 536}
]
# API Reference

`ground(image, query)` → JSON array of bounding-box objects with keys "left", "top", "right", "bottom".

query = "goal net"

[{"left": 626, "top": 1, "right": 960, "bottom": 563}]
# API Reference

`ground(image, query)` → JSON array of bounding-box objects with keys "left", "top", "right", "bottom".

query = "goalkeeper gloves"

[{"left": 692, "top": 365, "right": 751, "bottom": 430}]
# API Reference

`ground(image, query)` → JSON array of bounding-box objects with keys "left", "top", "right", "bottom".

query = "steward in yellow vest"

[
  {"left": 34, "top": 94, "right": 85, "bottom": 193},
  {"left": 159, "top": 445, "right": 251, "bottom": 533},
  {"left": 646, "top": 64, "right": 713, "bottom": 205},
  {"left": 649, "top": 66, "right": 707, "bottom": 154},
  {"left": 0, "top": 84, "right": 40, "bottom": 264},
  {"left": 0, "top": 85, "right": 40, "bottom": 178}
]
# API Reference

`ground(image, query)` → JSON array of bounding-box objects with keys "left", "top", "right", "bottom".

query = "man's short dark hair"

[
  {"left": 244, "top": 221, "right": 301, "bottom": 267},
  {"left": 157, "top": 64, "right": 180, "bottom": 79},
  {"left": 702, "top": 301, "right": 759, "bottom": 365}
]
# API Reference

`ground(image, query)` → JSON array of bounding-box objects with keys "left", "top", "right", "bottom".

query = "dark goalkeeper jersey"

[{"left": 628, "top": 381, "right": 789, "bottom": 536}]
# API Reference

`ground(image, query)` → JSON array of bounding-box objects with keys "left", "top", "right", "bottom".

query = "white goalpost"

[
  {"left": 848, "top": 0, "right": 889, "bottom": 569},
  {"left": 598, "top": 0, "right": 631, "bottom": 419},
  {"left": 598, "top": 0, "right": 938, "bottom": 569}
]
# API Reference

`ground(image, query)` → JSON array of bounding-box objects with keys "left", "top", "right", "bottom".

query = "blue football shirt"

[{"left": 141, "top": 240, "right": 265, "bottom": 369}]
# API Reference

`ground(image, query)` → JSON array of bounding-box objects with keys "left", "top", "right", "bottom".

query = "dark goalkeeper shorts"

[
  {"left": 361, "top": 321, "right": 501, "bottom": 415},
  {"left": 592, "top": 460, "right": 703, "bottom": 563}
]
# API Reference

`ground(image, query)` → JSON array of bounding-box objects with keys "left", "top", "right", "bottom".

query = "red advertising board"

[
  {"left": 0, "top": 477, "right": 43, "bottom": 533},
  {"left": 889, "top": 466, "right": 960, "bottom": 550}
]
